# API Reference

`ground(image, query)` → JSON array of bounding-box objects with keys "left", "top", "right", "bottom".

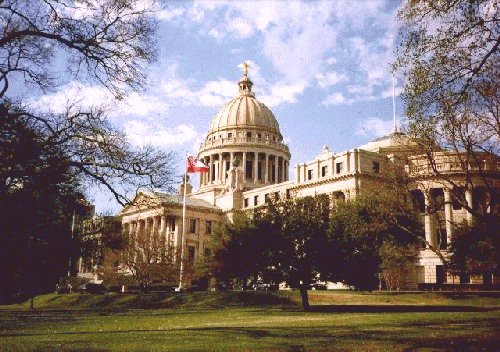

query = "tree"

[
  {"left": 0, "top": 0, "right": 175, "bottom": 205},
  {"left": 396, "top": 0, "right": 499, "bottom": 218},
  {"left": 329, "top": 195, "right": 422, "bottom": 291},
  {"left": 211, "top": 212, "right": 272, "bottom": 290},
  {"left": 0, "top": 109, "right": 82, "bottom": 303},
  {"left": 0, "top": 1, "right": 175, "bottom": 302},
  {"left": 120, "top": 227, "right": 182, "bottom": 292},
  {"left": 449, "top": 214, "right": 499, "bottom": 285}
]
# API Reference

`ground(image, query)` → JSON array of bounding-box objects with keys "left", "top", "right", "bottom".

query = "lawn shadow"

[{"left": 310, "top": 304, "right": 499, "bottom": 313}]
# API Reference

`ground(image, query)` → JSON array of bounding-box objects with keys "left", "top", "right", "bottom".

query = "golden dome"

[{"left": 207, "top": 75, "right": 282, "bottom": 138}]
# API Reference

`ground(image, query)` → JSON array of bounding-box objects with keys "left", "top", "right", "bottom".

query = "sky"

[{"left": 28, "top": 0, "right": 407, "bottom": 213}]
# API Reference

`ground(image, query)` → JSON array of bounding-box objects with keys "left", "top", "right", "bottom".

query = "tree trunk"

[{"left": 299, "top": 285, "right": 310, "bottom": 311}]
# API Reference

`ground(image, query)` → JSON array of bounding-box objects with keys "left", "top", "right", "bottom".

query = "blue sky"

[{"left": 27, "top": 0, "right": 406, "bottom": 213}]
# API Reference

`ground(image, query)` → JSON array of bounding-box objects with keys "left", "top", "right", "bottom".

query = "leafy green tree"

[
  {"left": 278, "top": 195, "right": 331, "bottom": 311},
  {"left": 0, "top": 109, "right": 82, "bottom": 303},
  {"left": 449, "top": 214, "right": 499, "bottom": 285},
  {"left": 396, "top": 0, "right": 499, "bottom": 217},
  {"left": 329, "top": 195, "right": 422, "bottom": 291},
  {"left": 379, "top": 242, "right": 420, "bottom": 291},
  {"left": 211, "top": 212, "right": 272, "bottom": 290}
]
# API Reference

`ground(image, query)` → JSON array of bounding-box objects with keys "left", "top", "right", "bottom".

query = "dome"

[
  {"left": 359, "top": 132, "right": 417, "bottom": 153},
  {"left": 207, "top": 75, "right": 282, "bottom": 138}
]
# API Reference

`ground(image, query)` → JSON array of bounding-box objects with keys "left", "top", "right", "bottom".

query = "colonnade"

[
  {"left": 122, "top": 215, "right": 179, "bottom": 261},
  {"left": 199, "top": 151, "right": 289, "bottom": 187},
  {"left": 420, "top": 188, "right": 476, "bottom": 250}
]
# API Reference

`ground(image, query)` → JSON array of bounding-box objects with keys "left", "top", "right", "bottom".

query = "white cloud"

[
  {"left": 322, "top": 92, "right": 346, "bottom": 106},
  {"left": 29, "top": 81, "right": 169, "bottom": 118},
  {"left": 316, "top": 71, "right": 347, "bottom": 88},
  {"left": 355, "top": 117, "right": 394, "bottom": 137},
  {"left": 260, "top": 82, "right": 307, "bottom": 107},
  {"left": 124, "top": 121, "right": 199, "bottom": 148},
  {"left": 156, "top": 7, "right": 184, "bottom": 21}
]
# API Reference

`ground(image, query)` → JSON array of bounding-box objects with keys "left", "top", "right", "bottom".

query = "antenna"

[{"left": 392, "top": 73, "right": 397, "bottom": 133}]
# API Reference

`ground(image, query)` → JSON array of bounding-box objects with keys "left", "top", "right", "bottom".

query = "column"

[
  {"left": 242, "top": 152, "right": 247, "bottom": 180},
  {"left": 265, "top": 154, "right": 269, "bottom": 183},
  {"left": 209, "top": 155, "right": 214, "bottom": 184},
  {"left": 444, "top": 189, "right": 453, "bottom": 248},
  {"left": 153, "top": 216, "right": 160, "bottom": 261},
  {"left": 218, "top": 153, "right": 223, "bottom": 183},
  {"left": 424, "top": 192, "right": 437, "bottom": 249},
  {"left": 222, "top": 157, "right": 227, "bottom": 184},
  {"left": 331, "top": 156, "right": 335, "bottom": 176},
  {"left": 282, "top": 158, "right": 286, "bottom": 182},
  {"left": 302, "top": 163, "right": 307, "bottom": 182},
  {"left": 285, "top": 161, "right": 288, "bottom": 181},
  {"left": 230, "top": 152, "right": 234, "bottom": 168},
  {"left": 159, "top": 216, "right": 167, "bottom": 261},
  {"left": 316, "top": 159, "right": 321, "bottom": 179},
  {"left": 354, "top": 149, "right": 359, "bottom": 173},
  {"left": 274, "top": 155, "right": 279, "bottom": 183},
  {"left": 254, "top": 152, "right": 259, "bottom": 183},
  {"left": 465, "top": 189, "right": 473, "bottom": 223}
]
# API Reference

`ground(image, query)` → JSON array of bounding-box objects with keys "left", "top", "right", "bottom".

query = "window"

[
  {"left": 257, "top": 133, "right": 261, "bottom": 139},
  {"left": 189, "top": 219, "right": 196, "bottom": 233},
  {"left": 246, "top": 131, "right": 252, "bottom": 137},
  {"left": 228, "top": 132, "right": 232, "bottom": 139},
  {"left": 286, "top": 189, "right": 291, "bottom": 199},
  {"left": 274, "top": 191, "right": 280, "bottom": 200},
  {"left": 205, "top": 221, "right": 212, "bottom": 235},
  {"left": 372, "top": 161, "right": 380, "bottom": 173},
  {"left": 204, "top": 248, "right": 211, "bottom": 257},
  {"left": 244, "top": 198, "right": 249, "bottom": 207},
  {"left": 265, "top": 194, "right": 270, "bottom": 203},
  {"left": 321, "top": 166, "right": 328, "bottom": 177},
  {"left": 336, "top": 162, "right": 343, "bottom": 174},
  {"left": 246, "top": 160, "right": 253, "bottom": 178},
  {"left": 307, "top": 169, "right": 313, "bottom": 180},
  {"left": 254, "top": 195, "right": 258, "bottom": 206},
  {"left": 188, "top": 246, "right": 195, "bottom": 261},
  {"left": 168, "top": 218, "right": 176, "bottom": 231}
]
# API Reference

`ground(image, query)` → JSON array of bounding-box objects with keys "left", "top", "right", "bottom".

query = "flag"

[{"left": 187, "top": 156, "right": 209, "bottom": 173}]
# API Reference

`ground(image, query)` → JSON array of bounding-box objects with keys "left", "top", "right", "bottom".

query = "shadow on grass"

[{"left": 310, "top": 304, "right": 500, "bottom": 313}]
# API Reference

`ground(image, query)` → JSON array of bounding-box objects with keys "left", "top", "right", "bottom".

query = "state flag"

[{"left": 187, "top": 156, "right": 209, "bottom": 173}]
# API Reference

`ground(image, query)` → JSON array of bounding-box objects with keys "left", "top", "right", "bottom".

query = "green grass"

[{"left": 1, "top": 291, "right": 499, "bottom": 351}]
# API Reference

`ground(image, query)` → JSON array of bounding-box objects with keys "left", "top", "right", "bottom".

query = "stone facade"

[{"left": 117, "top": 68, "right": 499, "bottom": 289}]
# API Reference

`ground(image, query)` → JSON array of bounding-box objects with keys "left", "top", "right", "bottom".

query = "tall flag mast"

[
  {"left": 177, "top": 155, "right": 209, "bottom": 291},
  {"left": 392, "top": 73, "right": 398, "bottom": 133}
]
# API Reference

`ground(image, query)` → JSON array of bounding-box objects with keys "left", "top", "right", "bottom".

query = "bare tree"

[
  {"left": 396, "top": 0, "right": 499, "bottom": 219},
  {"left": 0, "top": 1, "right": 176, "bottom": 204}
]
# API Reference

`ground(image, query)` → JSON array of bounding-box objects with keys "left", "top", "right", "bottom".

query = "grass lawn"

[{"left": 0, "top": 291, "right": 499, "bottom": 351}]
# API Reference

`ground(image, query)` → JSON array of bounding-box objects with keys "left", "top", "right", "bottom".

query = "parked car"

[{"left": 310, "top": 283, "right": 327, "bottom": 290}]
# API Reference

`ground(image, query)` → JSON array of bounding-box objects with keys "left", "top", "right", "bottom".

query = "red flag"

[{"left": 187, "top": 156, "right": 209, "bottom": 173}]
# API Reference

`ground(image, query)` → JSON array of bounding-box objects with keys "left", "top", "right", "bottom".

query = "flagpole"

[{"left": 177, "top": 154, "right": 188, "bottom": 291}]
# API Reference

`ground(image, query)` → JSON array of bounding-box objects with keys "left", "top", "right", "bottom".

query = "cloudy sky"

[{"left": 29, "top": 0, "right": 406, "bottom": 212}]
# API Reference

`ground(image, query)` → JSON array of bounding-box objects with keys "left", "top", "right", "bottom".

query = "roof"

[
  {"left": 207, "top": 74, "right": 281, "bottom": 136},
  {"left": 148, "top": 190, "right": 221, "bottom": 211}
]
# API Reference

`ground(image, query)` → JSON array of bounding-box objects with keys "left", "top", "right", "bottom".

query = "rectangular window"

[
  {"left": 244, "top": 198, "right": 249, "bottom": 207},
  {"left": 274, "top": 191, "right": 280, "bottom": 200},
  {"left": 257, "top": 133, "right": 261, "bottom": 139},
  {"left": 228, "top": 132, "right": 232, "bottom": 139},
  {"left": 254, "top": 195, "right": 258, "bottom": 206},
  {"left": 246, "top": 131, "right": 252, "bottom": 137},
  {"left": 286, "top": 189, "right": 291, "bottom": 199},
  {"left": 205, "top": 221, "right": 212, "bottom": 235},
  {"left": 204, "top": 248, "right": 211, "bottom": 257},
  {"left": 246, "top": 160, "right": 253, "bottom": 179},
  {"left": 188, "top": 246, "right": 195, "bottom": 261},
  {"left": 189, "top": 219, "right": 196, "bottom": 233},
  {"left": 168, "top": 218, "right": 176, "bottom": 231},
  {"left": 336, "top": 162, "right": 343, "bottom": 174},
  {"left": 307, "top": 169, "right": 313, "bottom": 180},
  {"left": 372, "top": 161, "right": 380, "bottom": 173},
  {"left": 321, "top": 165, "right": 328, "bottom": 177},
  {"left": 265, "top": 194, "right": 270, "bottom": 203}
]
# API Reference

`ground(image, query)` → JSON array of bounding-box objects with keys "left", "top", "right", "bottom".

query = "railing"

[
  {"left": 407, "top": 154, "right": 500, "bottom": 176},
  {"left": 199, "top": 136, "right": 289, "bottom": 153}
]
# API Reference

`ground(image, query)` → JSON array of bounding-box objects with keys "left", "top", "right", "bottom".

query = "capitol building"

[{"left": 118, "top": 66, "right": 499, "bottom": 290}]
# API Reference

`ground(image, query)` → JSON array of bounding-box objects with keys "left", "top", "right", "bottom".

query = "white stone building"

[{"left": 120, "top": 68, "right": 499, "bottom": 289}]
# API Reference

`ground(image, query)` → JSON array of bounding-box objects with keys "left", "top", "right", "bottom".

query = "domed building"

[
  {"left": 115, "top": 64, "right": 499, "bottom": 290},
  {"left": 195, "top": 67, "right": 290, "bottom": 206}
]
